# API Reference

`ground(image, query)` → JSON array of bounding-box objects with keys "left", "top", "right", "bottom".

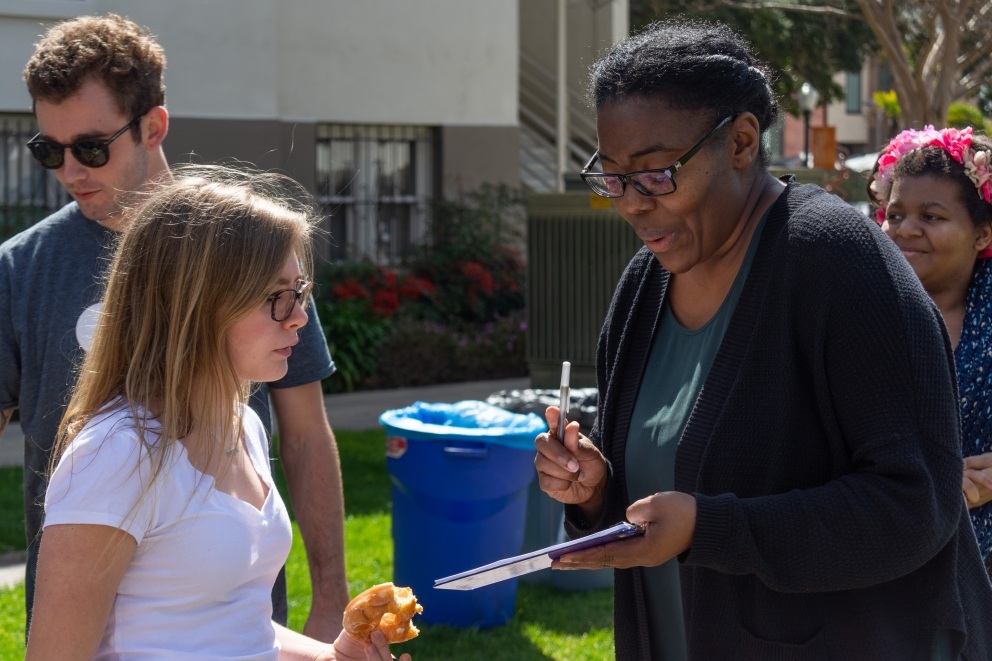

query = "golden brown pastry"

[{"left": 342, "top": 582, "right": 423, "bottom": 643}]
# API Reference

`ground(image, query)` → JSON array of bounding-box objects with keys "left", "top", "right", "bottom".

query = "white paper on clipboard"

[{"left": 434, "top": 521, "right": 644, "bottom": 591}]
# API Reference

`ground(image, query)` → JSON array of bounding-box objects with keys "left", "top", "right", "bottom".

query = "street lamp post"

[{"left": 797, "top": 82, "right": 820, "bottom": 168}]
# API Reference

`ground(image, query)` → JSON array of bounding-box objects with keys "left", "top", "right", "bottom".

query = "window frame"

[{"left": 315, "top": 124, "right": 435, "bottom": 264}]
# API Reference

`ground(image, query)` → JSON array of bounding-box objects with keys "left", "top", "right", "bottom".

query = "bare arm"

[
  {"left": 26, "top": 523, "right": 136, "bottom": 660},
  {"left": 271, "top": 381, "right": 349, "bottom": 642},
  {"left": 0, "top": 407, "right": 11, "bottom": 440}
]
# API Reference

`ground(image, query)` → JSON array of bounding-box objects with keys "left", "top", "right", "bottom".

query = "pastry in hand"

[{"left": 342, "top": 582, "right": 423, "bottom": 643}]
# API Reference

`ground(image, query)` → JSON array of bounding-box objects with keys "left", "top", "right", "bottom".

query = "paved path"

[
  {"left": 321, "top": 377, "right": 530, "bottom": 432},
  {"left": 1, "top": 376, "right": 530, "bottom": 469},
  {"left": 0, "top": 423, "right": 21, "bottom": 469},
  {"left": 0, "top": 553, "right": 25, "bottom": 591},
  {"left": 0, "top": 377, "right": 531, "bottom": 588}
]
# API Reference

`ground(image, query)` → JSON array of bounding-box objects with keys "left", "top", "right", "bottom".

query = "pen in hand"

[{"left": 557, "top": 361, "right": 570, "bottom": 441}]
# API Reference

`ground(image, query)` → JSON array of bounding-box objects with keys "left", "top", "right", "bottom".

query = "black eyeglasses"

[
  {"left": 26, "top": 116, "right": 141, "bottom": 170},
  {"left": 267, "top": 280, "right": 313, "bottom": 322},
  {"left": 580, "top": 115, "right": 734, "bottom": 198}
]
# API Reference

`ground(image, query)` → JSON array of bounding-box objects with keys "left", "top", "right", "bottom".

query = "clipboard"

[{"left": 434, "top": 521, "right": 644, "bottom": 591}]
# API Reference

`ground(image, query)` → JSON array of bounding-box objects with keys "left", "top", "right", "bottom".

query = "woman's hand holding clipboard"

[{"left": 434, "top": 522, "right": 644, "bottom": 590}]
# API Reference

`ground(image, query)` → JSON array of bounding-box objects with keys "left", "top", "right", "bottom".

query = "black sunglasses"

[
  {"left": 26, "top": 116, "right": 141, "bottom": 170},
  {"left": 267, "top": 280, "right": 314, "bottom": 322},
  {"left": 580, "top": 115, "right": 734, "bottom": 198}
]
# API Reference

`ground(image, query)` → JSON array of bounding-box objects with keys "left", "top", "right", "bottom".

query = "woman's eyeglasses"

[
  {"left": 26, "top": 117, "right": 141, "bottom": 170},
  {"left": 580, "top": 115, "right": 734, "bottom": 198},
  {"left": 267, "top": 280, "right": 314, "bottom": 322}
]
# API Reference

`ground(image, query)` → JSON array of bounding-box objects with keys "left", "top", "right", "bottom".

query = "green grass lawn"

[
  {"left": 0, "top": 465, "right": 25, "bottom": 554},
  {"left": 0, "top": 429, "right": 614, "bottom": 660}
]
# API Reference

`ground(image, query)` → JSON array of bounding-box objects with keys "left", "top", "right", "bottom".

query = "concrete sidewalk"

[
  {"left": 0, "top": 376, "right": 531, "bottom": 469},
  {"left": 321, "top": 376, "right": 529, "bottom": 431},
  {"left": 0, "top": 377, "right": 531, "bottom": 588}
]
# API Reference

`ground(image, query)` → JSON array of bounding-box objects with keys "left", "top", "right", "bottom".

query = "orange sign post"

[{"left": 812, "top": 126, "right": 837, "bottom": 169}]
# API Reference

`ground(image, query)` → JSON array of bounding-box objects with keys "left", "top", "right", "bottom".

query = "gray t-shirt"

[{"left": 0, "top": 202, "right": 334, "bottom": 592}]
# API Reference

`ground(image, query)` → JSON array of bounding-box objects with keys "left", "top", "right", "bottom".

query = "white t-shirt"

[{"left": 44, "top": 403, "right": 293, "bottom": 660}]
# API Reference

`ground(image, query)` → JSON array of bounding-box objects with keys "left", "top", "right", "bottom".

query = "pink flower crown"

[{"left": 870, "top": 126, "right": 992, "bottom": 258}]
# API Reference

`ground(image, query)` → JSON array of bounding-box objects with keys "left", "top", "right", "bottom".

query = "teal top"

[{"left": 625, "top": 211, "right": 767, "bottom": 660}]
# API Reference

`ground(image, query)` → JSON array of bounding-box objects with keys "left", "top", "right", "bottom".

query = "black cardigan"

[{"left": 566, "top": 181, "right": 992, "bottom": 660}]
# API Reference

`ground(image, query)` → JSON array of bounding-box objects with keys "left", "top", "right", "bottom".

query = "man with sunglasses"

[{"left": 0, "top": 13, "right": 351, "bottom": 641}]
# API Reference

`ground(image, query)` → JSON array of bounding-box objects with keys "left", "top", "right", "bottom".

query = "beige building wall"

[
  {"left": 0, "top": 0, "right": 521, "bottom": 196},
  {"left": 826, "top": 70, "right": 870, "bottom": 149}
]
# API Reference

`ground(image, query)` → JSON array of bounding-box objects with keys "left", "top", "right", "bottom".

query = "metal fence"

[
  {"left": 0, "top": 114, "right": 69, "bottom": 242},
  {"left": 526, "top": 193, "right": 642, "bottom": 388},
  {"left": 315, "top": 124, "right": 435, "bottom": 264}
]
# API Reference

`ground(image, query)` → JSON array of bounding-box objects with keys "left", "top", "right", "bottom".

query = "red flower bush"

[
  {"left": 460, "top": 261, "right": 495, "bottom": 295},
  {"left": 329, "top": 266, "right": 435, "bottom": 319},
  {"left": 332, "top": 277, "right": 371, "bottom": 301}
]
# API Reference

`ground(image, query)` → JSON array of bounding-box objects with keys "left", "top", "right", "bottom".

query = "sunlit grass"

[{"left": 0, "top": 429, "right": 614, "bottom": 660}]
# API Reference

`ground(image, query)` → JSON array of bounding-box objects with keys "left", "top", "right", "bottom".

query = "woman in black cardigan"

[{"left": 534, "top": 19, "right": 992, "bottom": 661}]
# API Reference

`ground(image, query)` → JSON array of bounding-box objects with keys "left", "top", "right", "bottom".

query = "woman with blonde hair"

[{"left": 26, "top": 166, "right": 410, "bottom": 661}]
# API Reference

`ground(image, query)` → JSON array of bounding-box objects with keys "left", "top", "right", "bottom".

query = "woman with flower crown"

[{"left": 869, "top": 126, "right": 992, "bottom": 577}]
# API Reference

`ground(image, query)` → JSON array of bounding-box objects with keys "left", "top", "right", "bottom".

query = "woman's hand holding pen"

[{"left": 535, "top": 406, "right": 608, "bottom": 517}]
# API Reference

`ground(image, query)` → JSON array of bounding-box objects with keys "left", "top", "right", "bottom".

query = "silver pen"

[{"left": 557, "top": 361, "right": 570, "bottom": 441}]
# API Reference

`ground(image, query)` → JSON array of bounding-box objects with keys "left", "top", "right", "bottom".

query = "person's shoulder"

[
  {"left": 74, "top": 401, "right": 137, "bottom": 436},
  {"left": 778, "top": 181, "right": 870, "bottom": 229},
  {"left": 773, "top": 181, "right": 888, "bottom": 260},
  {"left": 0, "top": 203, "right": 83, "bottom": 255},
  {"left": 70, "top": 402, "right": 148, "bottom": 459}
]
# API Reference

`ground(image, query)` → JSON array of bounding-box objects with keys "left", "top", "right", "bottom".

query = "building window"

[
  {"left": 878, "top": 64, "right": 892, "bottom": 92},
  {"left": 1, "top": 114, "right": 69, "bottom": 242},
  {"left": 315, "top": 124, "right": 434, "bottom": 263},
  {"left": 845, "top": 71, "right": 862, "bottom": 114}
]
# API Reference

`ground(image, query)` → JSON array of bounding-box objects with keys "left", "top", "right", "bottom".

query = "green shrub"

[
  {"left": 316, "top": 185, "right": 529, "bottom": 391},
  {"left": 406, "top": 185, "right": 526, "bottom": 324},
  {"left": 369, "top": 319, "right": 463, "bottom": 387},
  {"left": 370, "top": 311, "right": 528, "bottom": 389},
  {"left": 873, "top": 90, "right": 901, "bottom": 122},
  {"left": 947, "top": 102, "right": 988, "bottom": 132},
  {"left": 317, "top": 296, "right": 392, "bottom": 393},
  {"left": 452, "top": 312, "right": 528, "bottom": 378}
]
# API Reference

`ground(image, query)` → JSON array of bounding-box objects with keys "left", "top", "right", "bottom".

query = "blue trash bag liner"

[{"left": 379, "top": 400, "right": 547, "bottom": 450}]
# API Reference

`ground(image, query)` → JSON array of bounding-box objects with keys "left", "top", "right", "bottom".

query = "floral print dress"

[{"left": 957, "top": 258, "right": 992, "bottom": 571}]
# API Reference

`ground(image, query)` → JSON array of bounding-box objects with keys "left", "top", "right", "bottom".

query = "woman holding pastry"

[
  {"left": 26, "top": 166, "right": 415, "bottom": 661},
  {"left": 534, "top": 19, "right": 992, "bottom": 661}
]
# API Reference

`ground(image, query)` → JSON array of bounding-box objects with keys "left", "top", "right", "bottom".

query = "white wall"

[
  {"left": 826, "top": 70, "right": 869, "bottom": 147},
  {"left": 0, "top": 0, "right": 519, "bottom": 125}
]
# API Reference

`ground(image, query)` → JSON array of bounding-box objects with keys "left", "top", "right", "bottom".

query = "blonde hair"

[{"left": 52, "top": 165, "right": 319, "bottom": 488}]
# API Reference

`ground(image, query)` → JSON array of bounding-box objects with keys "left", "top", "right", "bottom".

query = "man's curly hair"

[{"left": 24, "top": 13, "right": 166, "bottom": 128}]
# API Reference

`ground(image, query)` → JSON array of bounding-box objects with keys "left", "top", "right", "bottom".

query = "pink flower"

[{"left": 872, "top": 125, "right": 991, "bottom": 220}]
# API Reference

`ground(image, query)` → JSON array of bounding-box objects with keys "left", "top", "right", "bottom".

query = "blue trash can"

[{"left": 380, "top": 400, "right": 545, "bottom": 628}]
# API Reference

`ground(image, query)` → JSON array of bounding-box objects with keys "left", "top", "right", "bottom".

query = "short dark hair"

[
  {"left": 24, "top": 13, "right": 166, "bottom": 131},
  {"left": 588, "top": 19, "right": 778, "bottom": 164},
  {"left": 887, "top": 134, "right": 992, "bottom": 229}
]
